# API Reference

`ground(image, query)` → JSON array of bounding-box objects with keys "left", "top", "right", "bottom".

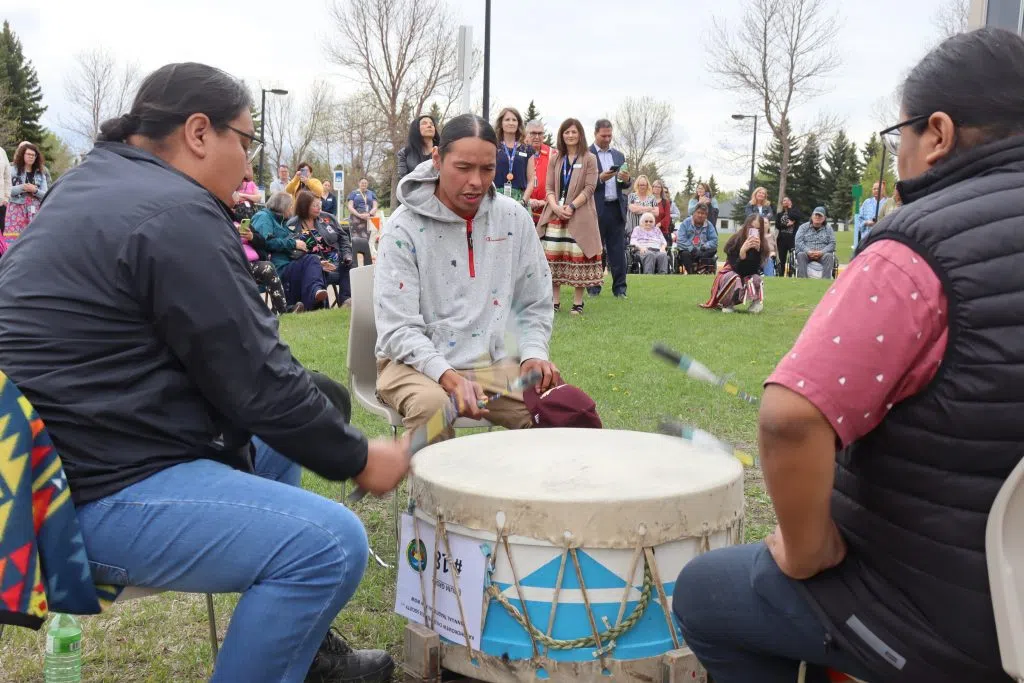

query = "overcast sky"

[{"left": 7, "top": 0, "right": 948, "bottom": 191}]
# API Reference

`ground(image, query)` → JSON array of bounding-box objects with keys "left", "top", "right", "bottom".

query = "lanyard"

[
  {"left": 559, "top": 156, "right": 577, "bottom": 204},
  {"left": 502, "top": 142, "right": 518, "bottom": 179}
]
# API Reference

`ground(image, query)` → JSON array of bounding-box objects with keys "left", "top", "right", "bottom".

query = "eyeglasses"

[
  {"left": 880, "top": 114, "right": 929, "bottom": 156},
  {"left": 226, "top": 124, "right": 264, "bottom": 164}
]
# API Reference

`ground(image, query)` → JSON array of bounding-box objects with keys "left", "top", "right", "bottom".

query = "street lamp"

[
  {"left": 731, "top": 113, "right": 758, "bottom": 194},
  {"left": 482, "top": 0, "right": 491, "bottom": 121},
  {"left": 258, "top": 87, "right": 289, "bottom": 188}
]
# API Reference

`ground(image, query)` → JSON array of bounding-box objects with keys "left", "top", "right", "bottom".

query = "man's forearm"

[{"left": 759, "top": 384, "right": 837, "bottom": 573}]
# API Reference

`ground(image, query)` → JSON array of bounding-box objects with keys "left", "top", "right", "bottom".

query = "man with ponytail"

[{"left": 0, "top": 62, "right": 406, "bottom": 683}]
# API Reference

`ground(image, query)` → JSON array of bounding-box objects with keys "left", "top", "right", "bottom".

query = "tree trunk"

[{"left": 777, "top": 137, "right": 791, "bottom": 208}]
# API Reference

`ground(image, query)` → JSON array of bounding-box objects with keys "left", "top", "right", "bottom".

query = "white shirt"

[
  {"left": 595, "top": 146, "right": 616, "bottom": 201},
  {"left": 269, "top": 179, "right": 287, "bottom": 195}
]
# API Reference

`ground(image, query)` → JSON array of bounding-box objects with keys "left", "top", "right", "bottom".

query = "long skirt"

[
  {"left": 700, "top": 267, "right": 764, "bottom": 309},
  {"left": 540, "top": 221, "right": 603, "bottom": 288},
  {"left": 3, "top": 199, "right": 40, "bottom": 253}
]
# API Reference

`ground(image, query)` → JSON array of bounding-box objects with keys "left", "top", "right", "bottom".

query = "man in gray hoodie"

[{"left": 375, "top": 114, "right": 560, "bottom": 431}]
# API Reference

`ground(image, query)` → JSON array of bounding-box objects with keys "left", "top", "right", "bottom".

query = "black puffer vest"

[{"left": 800, "top": 135, "right": 1024, "bottom": 683}]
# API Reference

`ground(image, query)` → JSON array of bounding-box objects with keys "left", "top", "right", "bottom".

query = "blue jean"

[
  {"left": 673, "top": 543, "right": 875, "bottom": 683},
  {"left": 280, "top": 254, "right": 327, "bottom": 309},
  {"left": 764, "top": 256, "right": 776, "bottom": 276},
  {"left": 77, "top": 439, "right": 369, "bottom": 683}
]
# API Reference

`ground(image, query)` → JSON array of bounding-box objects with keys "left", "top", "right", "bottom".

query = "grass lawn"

[{"left": 0, "top": 272, "right": 833, "bottom": 682}]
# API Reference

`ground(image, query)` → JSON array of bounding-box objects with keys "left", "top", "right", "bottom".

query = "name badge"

[
  {"left": 573, "top": 163, "right": 583, "bottom": 169},
  {"left": 518, "top": 151, "right": 528, "bottom": 157}
]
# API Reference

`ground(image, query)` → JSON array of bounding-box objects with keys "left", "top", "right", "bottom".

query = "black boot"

[{"left": 304, "top": 628, "right": 394, "bottom": 683}]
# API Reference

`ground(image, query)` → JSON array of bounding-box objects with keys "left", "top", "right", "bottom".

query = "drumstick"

[
  {"left": 475, "top": 369, "right": 543, "bottom": 408},
  {"left": 345, "top": 370, "right": 544, "bottom": 506},
  {"left": 652, "top": 343, "right": 760, "bottom": 405},
  {"left": 658, "top": 418, "right": 756, "bottom": 468}
]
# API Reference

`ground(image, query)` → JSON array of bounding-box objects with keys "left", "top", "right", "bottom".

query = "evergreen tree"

[
  {"left": 673, "top": 191, "right": 688, "bottom": 216},
  {"left": 822, "top": 130, "right": 861, "bottom": 226},
  {"left": 707, "top": 175, "right": 720, "bottom": 198},
  {"left": 428, "top": 102, "right": 444, "bottom": 129},
  {"left": 524, "top": 99, "right": 540, "bottom": 124},
  {"left": 731, "top": 186, "right": 750, "bottom": 223},
  {"left": 756, "top": 132, "right": 801, "bottom": 209},
  {"left": 860, "top": 145, "right": 898, "bottom": 202},
  {"left": 0, "top": 21, "right": 46, "bottom": 146},
  {"left": 683, "top": 165, "right": 696, "bottom": 197},
  {"left": 861, "top": 133, "right": 882, "bottom": 170},
  {"left": 787, "top": 134, "right": 824, "bottom": 212}
]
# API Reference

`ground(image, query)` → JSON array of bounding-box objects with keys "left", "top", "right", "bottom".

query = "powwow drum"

[{"left": 406, "top": 428, "right": 744, "bottom": 682}]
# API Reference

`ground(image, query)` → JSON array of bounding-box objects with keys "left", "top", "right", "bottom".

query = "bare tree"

[
  {"left": 326, "top": 0, "right": 461, "bottom": 203},
  {"left": 331, "top": 91, "right": 388, "bottom": 191},
  {"left": 615, "top": 96, "right": 676, "bottom": 177},
  {"left": 61, "top": 48, "right": 140, "bottom": 149},
  {"left": 262, "top": 91, "right": 294, "bottom": 172},
  {"left": 933, "top": 0, "right": 969, "bottom": 38},
  {"left": 710, "top": 0, "right": 841, "bottom": 205},
  {"left": 286, "top": 80, "right": 336, "bottom": 170}
]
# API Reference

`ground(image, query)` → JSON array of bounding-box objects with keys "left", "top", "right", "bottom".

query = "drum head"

[{"left": 411, "top": 428, "right": 744, "bottom": 548}]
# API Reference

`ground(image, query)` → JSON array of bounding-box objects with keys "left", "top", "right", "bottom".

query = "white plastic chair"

[
  {"left": 346, "top": 264, "right": 491, "bottom": 542},
  {"left": 986, "top": 455, "right": 1024, "bottom": 681}
]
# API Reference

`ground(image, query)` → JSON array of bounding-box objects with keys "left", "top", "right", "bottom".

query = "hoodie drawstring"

[{"left": 466, "top": 217, "right": 476, "bottom": 278}]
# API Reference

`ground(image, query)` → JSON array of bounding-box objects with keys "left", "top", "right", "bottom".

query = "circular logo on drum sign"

[{"left": 406, "top": 539, "right": 428, "bottom": 572}]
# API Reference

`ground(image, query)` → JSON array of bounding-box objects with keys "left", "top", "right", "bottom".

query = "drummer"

[
  {"left": 375, "top": 114, "right": 561, "bottom": 433},
  {"left": 671, "top": 29, "right": 1024, "bottom": 683}
]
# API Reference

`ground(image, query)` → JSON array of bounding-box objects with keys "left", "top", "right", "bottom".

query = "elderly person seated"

[
  {"left": 629, "top": 212, "right": 670, "bottom": 274},
  {"left": 252, "top": 191, "right": 329, "bottom": 310},
  {"left": 676, "top": 203, "right": 718, "bottom": 274},
  {"left": 794, "top": 206, "right": 837, "bottom": 279},
  {"left": 287, "top": 190, "right": 353, "bottom": 308}
]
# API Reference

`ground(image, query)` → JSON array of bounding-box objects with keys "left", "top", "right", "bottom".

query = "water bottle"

[{"left": 44, "top": 613, "right": 82, "bottom": 682}]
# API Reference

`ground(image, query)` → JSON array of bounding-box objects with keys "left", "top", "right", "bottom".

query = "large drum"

[{"left": 407, "top": 428, "right": 744, "bottom": 682}]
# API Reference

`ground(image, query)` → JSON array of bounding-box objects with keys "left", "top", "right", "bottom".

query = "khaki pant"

[{"left": 376, "top": 359, "right": 534, "bottom": 434}]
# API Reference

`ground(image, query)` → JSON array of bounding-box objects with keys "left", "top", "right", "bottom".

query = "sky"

[{"left": 5, "top": 0, "right": 949, "bottom": 192}]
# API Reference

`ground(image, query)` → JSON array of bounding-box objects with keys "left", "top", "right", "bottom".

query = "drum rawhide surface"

[{"left": 408, "top": 428, "right": 744, "bottom": 682}]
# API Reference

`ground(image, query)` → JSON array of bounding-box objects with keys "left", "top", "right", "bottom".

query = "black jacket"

[
  {"left": 801, "top": 135, "right": 1024, "bottom": 683},
  {"left": 0, "top": 143, "right": 368, "bottom": 504},
  {"left": 776, "top": 206, "right": 803, "bottom": 233}
]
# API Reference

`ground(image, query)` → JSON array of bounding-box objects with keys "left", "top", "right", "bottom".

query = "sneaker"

[
  {"left": 305, "top": 628, "right": 394, "bottom": 683},
  {"left": 748, "top": 301, "right": 763, "bottom": 314},
  {"left": 287, "top": 302, "right": 305, "bottom": 314},
  {"left": 614, "top": 292, "right": 627, "bottom": 299},
  {"left": 587, "top": 287, "right": 601, "bottom": 298},
  {"left": 722, "top": 306, "right": 735, "bottom": 313},
  {"left": 315, "top": 289, "right": 329, "bottom": 306}
]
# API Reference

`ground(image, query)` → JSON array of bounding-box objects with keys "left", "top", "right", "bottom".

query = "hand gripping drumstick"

[
  {"left": 344, "top": 370, "right": 544, "bottom": 506},
  {"left": 652, "top": 343, "right": 760, "bottom": 405},
  {"left": 657, "top": 418, "right": 756, "bottom": 468}
]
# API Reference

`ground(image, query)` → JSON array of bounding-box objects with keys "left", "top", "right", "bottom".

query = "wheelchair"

[
  {"left": 672, "top": 246, "right": 717, "bottom": 275},
  {"left": 627, "top": 245, "right": 676, "bottom": 274},
  {"left": 785, "top": 250, "right": 840, "bottom": 279}
]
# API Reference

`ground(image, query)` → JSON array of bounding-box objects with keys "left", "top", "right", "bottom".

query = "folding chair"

[
  {"left": 346, "top": 265, "right": 491, "bottom": 544},
  {"left": 986, "top": 455, "right": 1024, "bottom": 681}
]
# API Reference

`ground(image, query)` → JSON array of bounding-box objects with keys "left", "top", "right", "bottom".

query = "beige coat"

[{"left": 536, "top": 151, "right": 602, "bottom": 259}]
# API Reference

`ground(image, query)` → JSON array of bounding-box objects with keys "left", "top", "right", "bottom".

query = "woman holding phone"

[
  {"left": 285, "top": 161, "right": 323, "bottom": 199},
  {"left": 700, "top": 214, "right": 769, "bottom": 313}
]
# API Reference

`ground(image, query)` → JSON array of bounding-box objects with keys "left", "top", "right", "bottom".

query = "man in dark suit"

[{"left": 588, "top": 119, "right": 632, "bottom": 298}]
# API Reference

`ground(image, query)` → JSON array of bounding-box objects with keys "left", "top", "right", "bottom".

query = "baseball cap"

[
  {"left": 813, "top": 206, "right": 827, "bottom": 216},
  {"left": 523, "top": 384, "right": 602, "bottom": 429}
]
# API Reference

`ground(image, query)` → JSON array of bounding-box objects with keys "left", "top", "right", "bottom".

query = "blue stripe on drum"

[{"left": 519, "top": 550, "right": 628, "bottom": 590}]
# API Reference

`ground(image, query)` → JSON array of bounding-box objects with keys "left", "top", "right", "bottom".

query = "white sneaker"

[
  {"left": 722, "top": 306, "right": 735, "bottom": 313},
  {"left": 748, "top": 301, "right": 763, "bottom": 314}
]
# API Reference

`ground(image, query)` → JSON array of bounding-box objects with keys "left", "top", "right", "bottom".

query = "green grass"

[{"left": 0, "top": 273, "right": 831, "bottom": 682}]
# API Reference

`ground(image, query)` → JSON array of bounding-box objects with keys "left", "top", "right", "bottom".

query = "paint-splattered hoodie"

[{"left": 374, "top": 160, "right": 553, "bottom": 381}]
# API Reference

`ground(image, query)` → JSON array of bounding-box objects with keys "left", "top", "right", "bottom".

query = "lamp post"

[
  {"left": 731, "top": 113, "right": 758, "bottom": 194},
  {"left": 258, "top": 88, "right": 289, "bottom": 188},
  {"left": 482, "top": 0, "right": 491, "bottom": 121}
]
